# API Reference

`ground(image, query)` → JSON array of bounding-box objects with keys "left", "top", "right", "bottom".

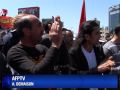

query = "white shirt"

[{"left": 81, "top": 46, "right": 97, "bottom": 70}]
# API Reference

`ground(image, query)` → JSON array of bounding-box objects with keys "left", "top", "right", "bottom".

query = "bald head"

[
  {"left": 13, "top": 14, "right": 29, "bottom": 29},
  {"left": 15, "top": 15, "right": 42, "bottom": 38},
  {"left": 21, "top": 15, "right": 38, "bottom": 21}
]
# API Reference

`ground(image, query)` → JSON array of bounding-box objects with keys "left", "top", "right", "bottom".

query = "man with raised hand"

[{"left": 7, "top": 15, "right": 63, "bottom": 75}]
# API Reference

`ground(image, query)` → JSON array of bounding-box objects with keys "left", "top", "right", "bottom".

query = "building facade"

[{"left": 109, "top": 4, "right": 120, "bottom": 32}]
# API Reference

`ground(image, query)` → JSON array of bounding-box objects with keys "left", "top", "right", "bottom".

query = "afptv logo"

[
  {"left": 12, "top": 76, "right": 25, "bottom": 81},
  {"left": 12, "top": 76, "right": 34, "bottom": 87}
]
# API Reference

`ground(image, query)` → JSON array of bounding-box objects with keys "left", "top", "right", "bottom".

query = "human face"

[
  {"left": 30, "top": 17, "right": 44, "bottom": 43},
  {"left": 48, "top": 23, "right": 52, "bottom": 30},
  {"left": 88, "top": 27, "right": 101, "bottom": 45},
  {"left": 65, "top": 31, "right": 73, "bottom": 44},
  {"left": 65, "top": 31, "right": 73, "bottom": 48}
]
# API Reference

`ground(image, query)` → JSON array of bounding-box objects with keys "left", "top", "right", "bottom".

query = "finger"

[
  {"left": 55, "top": 16, "right": 60, "bottom": 22},
  {"left": 57, "top": 25, "right": 61, "bottom": 32},
  {"left": 55, "top": 22, "right": 61, "bottom": 32},
  {"left": 107, "top": 60, "right": 115, "bottom": 65},
  {"left": 109, "top": 62, "right": 115, "bottom": 67},
  {"left": 50, "top": 23, "right": 55, "bottom": 32},
  {"left": 51, "top": 22, "right": 58, "bottom": 32},
  {"left": 54, "top": 23, "right": 58, "bottom": 32},
  {"left": 108, "top": 56, "right": 114, "bottom": 60},
  {"left": 54, "top": 20, "right": 58, "bottom": 24}
]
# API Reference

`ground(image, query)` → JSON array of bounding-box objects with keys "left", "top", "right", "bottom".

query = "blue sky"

[{"left": 0, "top": 0, "right": 120, "bottom": 35}]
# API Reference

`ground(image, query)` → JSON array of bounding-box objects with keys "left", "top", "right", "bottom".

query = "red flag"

[{"left": 78, "top": 0, "right": 86, "bottom": 35}]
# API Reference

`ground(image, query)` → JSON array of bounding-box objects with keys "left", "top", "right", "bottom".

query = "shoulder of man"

[
  {"left": 103, "top": 41, "right": 117, "bottom": 58},
  {"left": 103, "top": 40, "right": 115, "bottom": 49},
  {"left": 7, "top": 44, "right": 26, "bottom": 58},
  {"left": 36, "top": 44, "right": 48, "bottom": 52},
  {"left": 69, "top": 44, "right": 81, "bottom": 54}
]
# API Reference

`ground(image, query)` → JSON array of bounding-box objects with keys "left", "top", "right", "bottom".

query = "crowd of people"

[{"left": 0, "top": 14, "right": 120, "bottom": 90}]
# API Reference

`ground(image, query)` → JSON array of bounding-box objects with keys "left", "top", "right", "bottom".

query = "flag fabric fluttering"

[{"left": 78, "top": 0, "right": 86, "bottom": 36}]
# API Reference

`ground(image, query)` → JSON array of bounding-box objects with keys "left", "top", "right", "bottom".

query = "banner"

[
  {"left": 2, "top": 75, "right": 118, "bottom": 88},
  {"left": 0, "top": 16, "right": 13, "bottom": 29},
  {"left": 18, "top": 7, "right": 40, "bottom": 18}
]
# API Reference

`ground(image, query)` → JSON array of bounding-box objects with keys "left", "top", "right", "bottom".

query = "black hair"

[
  {"left": 44, "top": 22, "right": 52, "bottom": 34},
  {"left": 0, "top": 25, "right": 2, "bottom": 29},
  {"left": 62, "top": 28, "right": 73, "bottom": 36},
  {"left": 15, "top": 18, "right": 32, "bottom": 38},
  {"left": 114, "top": 24, "right": 120, "bottom": 35},
  {"left": 62, "top": 28, "right": 72, "bottom": 33},
  {"left": 76, "top": 20, "right": 99, "bottom": 44}
]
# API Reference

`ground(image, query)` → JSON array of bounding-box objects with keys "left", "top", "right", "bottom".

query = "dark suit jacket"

[{"left": 69, "top": 44, "right": 105, "bottom": 74}]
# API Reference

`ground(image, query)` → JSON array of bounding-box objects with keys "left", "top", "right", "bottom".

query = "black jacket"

[
  {"left": 69, "top": 44, "right": 105, "bottom": 74},
  {"left": 7, "top": 44, "right": 59, "bottom": 74}
]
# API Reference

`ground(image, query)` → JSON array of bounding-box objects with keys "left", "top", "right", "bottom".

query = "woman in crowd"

[{"left": 69, "top": 20, "right": 115, "bottom": 74}]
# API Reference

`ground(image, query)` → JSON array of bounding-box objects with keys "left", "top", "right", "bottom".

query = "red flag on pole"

[{"left": 78, "top": 0, "right": 86, "bottom": 36}]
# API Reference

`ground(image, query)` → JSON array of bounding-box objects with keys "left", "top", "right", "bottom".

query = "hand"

[
  {"left": 49, "top": 16, "right": 63, "bottom": 48},
  {"left": 55, "top": 16, "right": 63, "bottom": 30},
  {"left": 97, "top": 57, "right": 115, "bottom": 73},
  {"left": 55, "top": 16, "right": 60, "bottom": 23}
]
